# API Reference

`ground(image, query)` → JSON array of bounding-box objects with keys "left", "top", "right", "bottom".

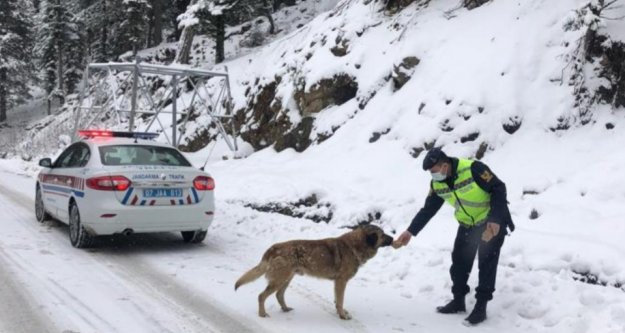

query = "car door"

[
  {"left": 41, "top": 145, "right": 77, "bottom": 218},
  {"left": 55, "top": 143, "right": 91, "bottom": 221},
  {"left": 45, "top": 144, "right": 85, "bottom": 221}
]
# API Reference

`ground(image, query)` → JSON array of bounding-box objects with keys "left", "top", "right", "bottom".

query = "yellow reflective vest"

[{"left": 431, "top": 159, "right": 491, "bottom": 227}]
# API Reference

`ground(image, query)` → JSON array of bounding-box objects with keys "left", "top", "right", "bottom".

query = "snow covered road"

[
  {"left": 0, "top": 171, "right": 264, "bottom": 333},
  {"left": 1, "top": 160, "right": 625, "bottom": 333},
  {"left": 0, "top": 167, "right": 382, "bottom": 333}
]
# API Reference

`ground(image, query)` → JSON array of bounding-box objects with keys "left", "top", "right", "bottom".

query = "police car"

[{"left": 35, "top": 130, "right": 215, "bottom": 248}]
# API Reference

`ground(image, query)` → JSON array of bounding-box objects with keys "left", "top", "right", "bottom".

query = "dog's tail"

[{"left": 235, "top": 261, "right": 268, "bottom": 291}]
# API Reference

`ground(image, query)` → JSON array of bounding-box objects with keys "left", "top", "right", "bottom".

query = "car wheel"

[
  {"left": 69, "top": 203, "right": 95, "bottom": 248},
  {"left": 181, "top": 230, "right": 207, "bottom": 243},
  {"left": 35, "top": 186, "right": 50, "bottom": 223}
]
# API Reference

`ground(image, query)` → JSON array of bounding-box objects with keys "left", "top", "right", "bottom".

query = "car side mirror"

[{"left": 39, "top": 158, "right": 53, "bottom": 168}]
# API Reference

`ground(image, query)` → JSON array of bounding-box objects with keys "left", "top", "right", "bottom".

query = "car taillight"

[
  {"left": 87, "top": 176, "right": 131, "bottom": 191},
  {"left": 193, "top": 176, "right": 215, "bottom": 191}
]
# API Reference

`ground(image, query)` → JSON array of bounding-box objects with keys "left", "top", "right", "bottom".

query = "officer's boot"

[
  {"left": 436, "top": 295, "right": 466, "bottom": 314},
  {"left": 464, "top": 299, "right": 487, "bottom": 325}
]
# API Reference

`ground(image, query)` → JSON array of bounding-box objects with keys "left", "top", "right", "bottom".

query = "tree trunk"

[
  {"left": 56, "top": 35, "right": 65, "bottom": 105},
  {"left": 215, "top": 14, "right": 225, "bottom": 64},
  {"left": 99, "top": 0, "right": 108, "bottom": 61},
  {"left": 0, "top": 68, "right": 6, "bottom": 123},
  {"left": 175, "top": 25, "right": 195, "bottom": 64},
  {"left": 150, "top": 0, "right": 163, "bottom": 47},
  {"left": 174, "top": 0, "right": 198, "bottom": 64}
]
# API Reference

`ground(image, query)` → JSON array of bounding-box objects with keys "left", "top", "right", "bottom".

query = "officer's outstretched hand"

[
  {"left": 482, "top": 222, "right": 500, "bottom": 242},
  {"left": 394, "top": 231, "right": 413, "bottom": 249}
]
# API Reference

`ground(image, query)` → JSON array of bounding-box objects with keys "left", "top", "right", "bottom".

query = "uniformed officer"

[{"left": 396, "top": 148, "right": 514, "bottom": 325}]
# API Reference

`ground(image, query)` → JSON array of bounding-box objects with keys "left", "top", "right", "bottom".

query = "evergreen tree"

[
  {"left": 169, "top": 0, "right": 192, "bottom": 42},
  {"left": 147, "top": 0, "right": 165, "bottom": 47},
  {"left": 118, "top": 0, "right": 150, "bottom": 56},
  {"left": 0, "top": 0, "right": 35, "bottom": 122},
  {"left": 35, "top": 0, "right": 84, "bottom": 106},
  {"left": 77, "top": 0, "right": 124, "bottom": 62},
  {"left": 176, "top": 0, "right": 271, "bottom": 64}
]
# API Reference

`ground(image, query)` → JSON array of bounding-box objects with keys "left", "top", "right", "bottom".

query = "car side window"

[
  {"left": 70, "top": 144, "right": 90, "bottom": 168},
  {"left": 54, "top": 146, "right": 78, "bottom": 168}
]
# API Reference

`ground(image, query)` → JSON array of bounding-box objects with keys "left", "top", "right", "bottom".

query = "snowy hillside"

[{"left": 1, "top": 0, "right": 625, "bottom": 332}]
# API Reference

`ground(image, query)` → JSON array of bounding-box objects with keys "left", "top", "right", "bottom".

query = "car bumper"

[{"left": 78, "top": 194, "right": 215, "bottom": 235}]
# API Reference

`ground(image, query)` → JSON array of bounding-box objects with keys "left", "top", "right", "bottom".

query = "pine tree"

[
  {"left": 77, "top": 0, "right": 124, "bottom": 62},
  {"left": 35, "top": 0, "right": 85, "bottom": 108},
  {"left": 170, "top": 0, "right": 192, "bottom": 42},
  {"left": 0, "top": 0, "right": 35, "bottom": 123},
  {"left": 147, "top": 0, "right": 165, "bottom": 48},
  {"left": 176, "top": 0, "right": 271, "bottom": 64},
  {"left": 118, "top": 0, "right": 150, "bottom": 56}
]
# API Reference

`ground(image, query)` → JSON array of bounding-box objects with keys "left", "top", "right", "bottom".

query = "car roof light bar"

[{"left": 78, "top": 130, "right": 159, "bottom": 140}]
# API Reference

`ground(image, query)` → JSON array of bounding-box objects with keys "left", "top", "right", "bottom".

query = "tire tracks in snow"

[
  {"left": 0, "top": 177, "right": 265, "bottom": 333},
  {"left": 1, "top": 171, "right": 366, "bottom": 332},
  {"left": 0, "top": 187, "right": 181, "bottom": 332},
  {"left": 0, "top": 247, "right": 55, "bottom": 333},
  {"left": 90, "top": 251, "right": 262, "bottom": 333}
]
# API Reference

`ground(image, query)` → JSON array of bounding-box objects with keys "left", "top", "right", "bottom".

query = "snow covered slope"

[{"left": 1, "top": 0, "right": 624, "bottom": 332}]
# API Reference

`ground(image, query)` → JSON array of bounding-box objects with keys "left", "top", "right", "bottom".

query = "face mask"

[
  {"left": 431, "top": 172, "right": 446, "bottom": 181},
  {"left": 430, "top": 163, "right": 448, "bottom": 181}
]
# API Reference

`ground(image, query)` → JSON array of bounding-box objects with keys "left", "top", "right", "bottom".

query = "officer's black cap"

[{"left": 422, "top": 148, "right": 448, "bottom": 170}]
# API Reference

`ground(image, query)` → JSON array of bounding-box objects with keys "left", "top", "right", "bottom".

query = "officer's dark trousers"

[{"left": 449, "top": 223, "right": 505, "bottom": 302}]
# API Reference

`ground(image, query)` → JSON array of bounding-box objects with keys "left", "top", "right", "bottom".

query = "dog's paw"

[
  {"left": 281, "top": 307, "right": 294, "bottom": 312},
  {"left": 259, "top": 311, "right": 270, "bottom": 318},
  {"left": 338, "top": 310, "right": 352, "bottom": 320}
]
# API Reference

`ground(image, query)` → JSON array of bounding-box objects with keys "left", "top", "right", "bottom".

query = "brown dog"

[{"left": 234, "top": 224, "right": 394, "bottom": 320}]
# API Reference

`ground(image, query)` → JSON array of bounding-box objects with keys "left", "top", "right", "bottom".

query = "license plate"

[{"left": 143, "top": 188, "right": 183, "bottom": 198}]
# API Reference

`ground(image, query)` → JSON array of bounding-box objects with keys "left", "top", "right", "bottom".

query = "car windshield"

[{"left": 99, "top": 145, "right": 192, "bottom": 167}]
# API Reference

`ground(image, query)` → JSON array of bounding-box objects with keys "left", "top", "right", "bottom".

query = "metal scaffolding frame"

[{"left": 73, "top": 59, "right": 238, "bottom": 151}]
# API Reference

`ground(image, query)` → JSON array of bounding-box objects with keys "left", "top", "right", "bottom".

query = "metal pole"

[
  {"left": 171, "top": 75, "right": 178, "bottom": 147},
  {"left": 129, "top": 57, "right": 140, "bottom": 131}
]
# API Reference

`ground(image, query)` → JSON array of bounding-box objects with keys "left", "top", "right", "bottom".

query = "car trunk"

[{"left": 112, "top": 168, "right": 206, "bottom": 207}]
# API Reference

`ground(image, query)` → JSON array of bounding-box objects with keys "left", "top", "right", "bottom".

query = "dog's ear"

[{"left": 365, "top": 232, "right": 378, "bottom": 247}]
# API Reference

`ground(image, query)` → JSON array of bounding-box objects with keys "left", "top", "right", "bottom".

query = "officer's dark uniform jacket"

[{"left": 407, "top": 158, "right": 515, "bottom": 236}]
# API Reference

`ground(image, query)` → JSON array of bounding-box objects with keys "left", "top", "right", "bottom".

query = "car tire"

[
  {"left": 181, "top": 230, "right": 207, "bottom": 243},
  {"left": 35, "top": 185, "right": 51, "bottom": 223},
  {"left": 69, "top": 203, "right": 95, "bottom": 248}
]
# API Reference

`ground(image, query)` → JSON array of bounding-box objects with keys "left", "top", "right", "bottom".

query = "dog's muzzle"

[{"left": 382, "top": 235, "right": 394, "bottom": 247}]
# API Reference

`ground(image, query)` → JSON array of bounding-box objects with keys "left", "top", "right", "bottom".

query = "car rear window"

[{"left": 99, "top": 145, "right": 192, "bottom": 167}]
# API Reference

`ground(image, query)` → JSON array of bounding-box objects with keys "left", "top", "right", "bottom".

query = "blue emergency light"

[{"left": 78, "top": 130, "right": 160, "bottom": 140}]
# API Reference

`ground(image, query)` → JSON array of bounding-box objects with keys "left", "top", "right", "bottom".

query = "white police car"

[{"left": 35, "top": 130, "right": 215, "bottom": 248}]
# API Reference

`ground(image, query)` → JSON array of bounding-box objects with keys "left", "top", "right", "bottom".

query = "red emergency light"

[{"left": 78, "top": 130, "right": 159, "bottom": 140}]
